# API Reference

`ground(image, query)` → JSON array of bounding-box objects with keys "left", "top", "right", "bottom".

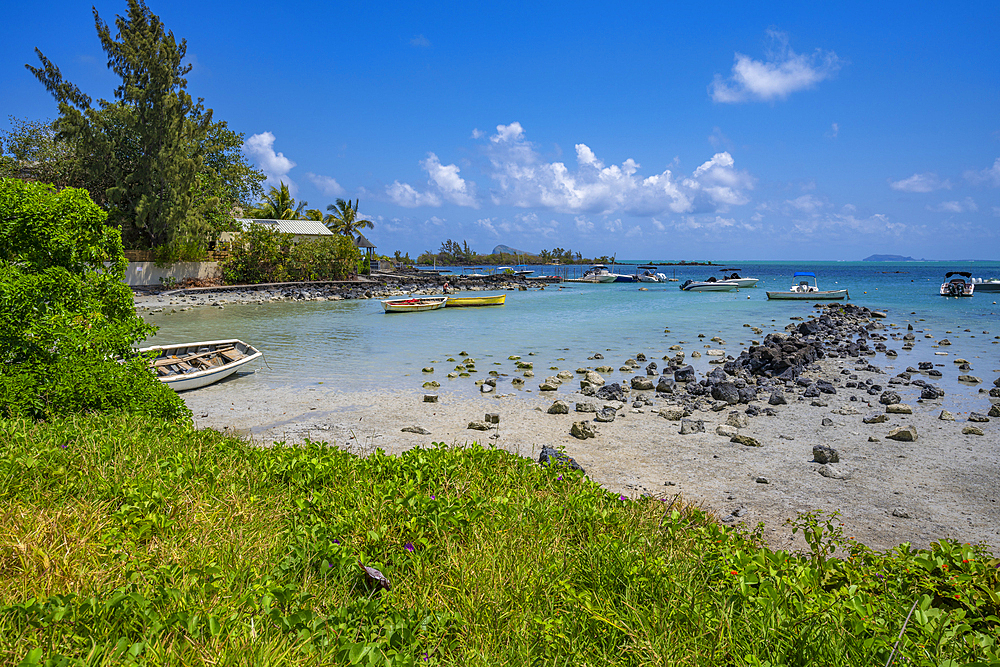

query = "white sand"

[{"left": 180, "top": 356, "right": 1000, "bottom": 554}]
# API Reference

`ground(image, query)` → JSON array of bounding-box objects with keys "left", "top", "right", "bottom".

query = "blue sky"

[{"left": 3, "top": 1, "right": 999, "bottom": 260}]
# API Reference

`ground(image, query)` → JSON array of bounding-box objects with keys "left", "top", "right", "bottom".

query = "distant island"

[
  {"left": 492, "top": 244, "right": 532, "bottom": 256},
  {"left": 862, "top": 254, "right": 927, "bottom": 262}
]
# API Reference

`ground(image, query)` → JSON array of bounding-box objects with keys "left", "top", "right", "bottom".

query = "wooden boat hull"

[
  {"left": 382, "top": 297, "right": 448, "bottom": 312},
  {"left": 140, "top": 339, "right": 262, "bottom": 391},
  {"left": 766, "top": 290, "right": 848, "bottom": 300},
  {"left": 444, "top": 294, "right": 506, "bottom": 307}
]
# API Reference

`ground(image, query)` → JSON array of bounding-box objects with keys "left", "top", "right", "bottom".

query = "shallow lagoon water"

[{"left": 147, "top": 261, "right": 1000, "bottom": 411}]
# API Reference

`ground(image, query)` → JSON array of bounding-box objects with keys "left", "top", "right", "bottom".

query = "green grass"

[{"left": 1, "top": 414, "right": 999, "bottom": 666}]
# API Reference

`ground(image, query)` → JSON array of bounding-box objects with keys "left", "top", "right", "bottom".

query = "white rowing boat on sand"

[{"left": 141, "top": 339, "right": 262, "bottom": 391}]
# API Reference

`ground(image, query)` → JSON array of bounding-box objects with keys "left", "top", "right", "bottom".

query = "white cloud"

[
  {"left": 471, "top": 128, "right": 483, "bottom": 139},
  {"left": 244, "top": 131, "right": 297, "bottom": 192},
  {"left": 965, "top": 158, "right": 1000, "bottom": 187},
  {"left": 828, "top": 122, "right": 839, "bottom": 138},
  {"left": 785, "top": 194, "right": 825, "bottom": 213},
  {"left": 479, "top": 124, "right": 753, "bottom": 216},
  {"left": 410, "top": 34, "right": 431, "bottom": 47},
  {"left": 651, "top": 218, "right": 665, "bottom": 231},
  {"left": 574, "top": 216, "right": 594, "bottom": 232},
  {"left": 927, "top": 197, "right": 978, "bottom": 213},
  {"left": 625, "top": 225, "right": 643, "bottom": 238},
  {"left": 475, "top": 217, "right": 498, "bottom": 236},
  {"left": 889, "top": 172, "right": 951, "bottom": 193},
  {"left": 604, "top": 218, "right": 622, "bottom": 232},
  {"left": 710, "top": 29, "right": 843, "bottom": 103},
  {"left": 420, "top": 153, "right": 478, "bottom": 207},
  {"left": 491, "top": 122, "right": 525, "bottom": 143},
  {"left": 305, "top": 173, "right": 345, "bottom": 197},
  {"left": 386, "top": 181, "right": 441, "bottom": 207}
]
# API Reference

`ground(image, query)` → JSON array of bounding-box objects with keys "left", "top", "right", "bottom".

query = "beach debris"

[
  {"left": 674, "top": 365, "right": 696, "bottom": 383},
  {"left": 716, "top": 424, "right": 738, "bottom": 438},
  {"left": 767, "top": 391, "right": 787, "bottom": 406},
  {"left": 891, "top": 508, "right": 912, "bottom": 519},
  {"left": 575, "top": 402, "right": 596, "bottom": 413},
  {"left": 821, "top": 418, "right": 834, "bottom": 427},
  {"left": 631, "top": 376, "right": 654, "bottom": 390},
  {"left": 422, "top": 367, "right": 434, "bottom": 373},
  {"left": 958, "top": 375, "right": 982, "bottom": 383},
  {"left": 485, "top": 413, "right": 500, "bottom": 424},
  {"left": 547, "top": 400, "right": 569, "bottom": 414},
  {"left": 422, "top": 381, "right": 440, "bottom": 388},
  {"left": 938, "top": 410, "right": 955, "bottom": 421},
  {"left": 887, "top": 425, "right": 917, "bottom": 442},
  {"left": 967, "top": 412, "right": 990, "bottom": 423},
  {"left": 358, "top": 562, "right": 391, "bottom": 591},
  {"left": 726, "top": 411, "right": 749, "bottom": 429},
  {"left": 401, "top": 426, "right": 431, "bottom": 435},
  {"left": 679, "top": 419, "right": 705, "bottom": 435},
  {"left": 886, "top": 404, "right": 913, "bottom": 414},
  {"left": 570, "top": 421, "right": 596, "bottom": 440},
  {"left": 816, "top": 465, "right": 851, "bottom": 480},
  {"left": 556, "top": 370, "right": 574, "bottom": 381},
  {"left": 989, "top": 404, "right": 1000, "bottom": 418},
  {"left": 596, "top": 383, "right": 626, "bottom": 402},
  {"left": 423, "top": 394, "right": 438, "bottom": 403},
  {"left": 481, "top": 384, "right": 494, "bottom": 393},
  {"left": 879, "top": 390, "right": 901, "bottom": 405},
  {"left": 731, "top": 434, "right": 761, "bottom": 447},
  {"left": 655, "top": 377, "right": 675, "bottom": 393},
  {"left": 755, "top": 477, "right": 769, "bottom": 484},
  {"left": 921, "top": 385, "right": 944, "bottom": 399},
  {"left": 467, "top": 421, "right": 491, "bottom": 431},
  {"left": 812, "top": 445, "right": 840, "bottom": 464},
  {"left": 962, "top": 426, "right": 985, "bottom": 436},
  {"left": 593, "top": 407, "right": 617, "bottom": 423},
  {"left": 711, "top": 383, "right": 740, "bottom": 405},
  {"left": 659, "top": 408, "right": 686, "bottom": 421},
  {"left": 539, "top": 445, "right": 585, "bottom": 472},
  {"left": 539, "top": 381, "right": 560, "bottom": 391}
]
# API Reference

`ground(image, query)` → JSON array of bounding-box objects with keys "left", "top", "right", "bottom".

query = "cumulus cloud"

[
  {"left": 785, "top": 194, "right": 826, "bottom": 214},
  {"left": 244, "top": 131, "right": 297, "bottom": 192},
  {"left": 386, "top": 153, "right": 478, "bottom": 208},
  {"left": 965, "top": 158, "right": 1000, "bottom": 187},
  {"left": 386, "top": 181, "right": 441, "bottom": 207},
  {"left": 710, "top": 29, "right": 843, "bottom": 103},
  {"left": 827, "top": 122, "right": 839, "bottom": 138},
  {"left": 420, "top": 153, "right": 478, "bottom": 207},
  {"left": 480, "top": 124, "right": 753, "bottom": 216},
  {"left": 889, "top": 172, "right": 951, "bottom": 193},
  {"left": 410, "top": 34, "right": 431, "bottom": 47},
  {"left": 305, "top": 173, "right": 345, "bottom": 197},
  {"left": 927, "top": 197, "right": 978, "bottom": 213},
  {"left": 625, "top": 225, "right": 643, "bottom": 238}
]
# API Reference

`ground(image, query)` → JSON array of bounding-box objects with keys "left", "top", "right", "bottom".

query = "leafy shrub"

[
  {"left": 220, "top": 222, "right": 360, "bottom": 284},
  {"left": 0, "top": 178, "right": 189, "bottom": 420}
]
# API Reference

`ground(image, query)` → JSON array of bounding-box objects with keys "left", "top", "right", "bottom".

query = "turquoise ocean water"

[{"left": 146, "top": 261, "right": 1000, "bottom": 411}]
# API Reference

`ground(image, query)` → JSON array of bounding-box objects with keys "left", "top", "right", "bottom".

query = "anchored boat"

[
  {"left": 444, "top": 294, "right": 506, "bottom": 307},
  {"left": 679, "top": 278, "right": 739, "bottom": 292},
  {"left": 381, "top": 296, "right": 448, "bottom": 312},
  {"left": 940, "top": 272, "right": 974, "bottom": 297},
  {"left": 766, "top": 272, "right": 848, "bottom": 300},
  {"left": 141, "top": 339, "right": 262, "bottom": 391}
]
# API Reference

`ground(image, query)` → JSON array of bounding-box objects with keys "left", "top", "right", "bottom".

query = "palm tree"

[
  {"left": 248, "top": 182, "right": 310, "bottom": 220},
  {"left": 325, "top": 198, "right": 373, "bottom": 238}
]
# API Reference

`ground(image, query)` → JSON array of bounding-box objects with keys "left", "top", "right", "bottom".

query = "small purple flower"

[
  {"left": 619, "top": 495, "right": 627, "bottom": 502},
  {"left": 332, "top": 538, "right": 340, "bottom": 545},
  {"left": 557, "top": 475, "right": 563, "bottom": 481},
  {"left": 404, "top": 542, "right": 415, "bottom": 553},
  {"left": 327, "top": 563, "right": 333, "bottom": 568},
  {"left": 430, "top": 495, "right": 436, "bottom": 500},
  {"left": 60, "top": 445, "right": 67, "bottom": 449}
]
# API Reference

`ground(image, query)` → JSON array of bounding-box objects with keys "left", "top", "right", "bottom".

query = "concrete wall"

[{"left": 124, "top": 261, "right": 220, "bottom": 286}]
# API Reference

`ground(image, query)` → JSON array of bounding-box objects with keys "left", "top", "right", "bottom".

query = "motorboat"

[
  {"left": 636, "top": 265, "right": 666, "bottom": 283},
  {"left": 971, "top": 277, "right": 1000, "bottom": 293},
  {"left": 460, "top": 267, "right": 490, "bottom": 278},
  {"left": 720, "top": 271, "right": 759, "bottom": 288},
  {"left": 679, "top": 277, "right": 740, "bottom": 292},
  {"left": 140, "top": 339, "right": 262, "bottom": 391},
  {"left": 766, "top": 272, "right": 848, "bottom": 300},
  {"left": 940, "top": 272, "right": 974, "bottom": 297},
  {"left": 444, "top": 294, "right": 506, "bottom": 307},
  {"left": 497, "top": 266, "right": 534, "bottom": 277},
  {"left": 381, "top": 296, "right": 449, "bottom": 312},
  {"left": 565, "top": 264, "right": 617, "bottom": 283}
]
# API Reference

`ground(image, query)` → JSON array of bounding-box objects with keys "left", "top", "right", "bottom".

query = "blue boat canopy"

[{"left": 793, "top": 272, "right": 816, "bottom": 277}]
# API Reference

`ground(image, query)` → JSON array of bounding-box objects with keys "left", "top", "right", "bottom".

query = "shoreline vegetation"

[{"left": 4, "top": 415, "right": 1000, "bottom": 665}]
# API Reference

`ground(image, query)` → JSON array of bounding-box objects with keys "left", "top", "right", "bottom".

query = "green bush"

[
  {"left": 0, "top": 178, "right": 189, "bottom": 420},
  {"left": 220, "top": 222, "right": 360, "bottom": 284}
]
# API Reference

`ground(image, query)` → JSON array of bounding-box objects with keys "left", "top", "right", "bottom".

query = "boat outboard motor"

[
  {"left": 948, "top": 281, "right": 963, "bottom": 296},
  {"left": 680, "top": 280, "right": 692, "bottom": 290}
]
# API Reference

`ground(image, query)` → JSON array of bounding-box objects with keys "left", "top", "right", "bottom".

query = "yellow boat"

[{"left": 443, "top": 294, "right": 506, "bottom": 307}]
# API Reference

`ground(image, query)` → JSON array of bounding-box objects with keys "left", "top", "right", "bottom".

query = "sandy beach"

[{"left": 164, "top": 300, "right": 1000, "bottom": 554}]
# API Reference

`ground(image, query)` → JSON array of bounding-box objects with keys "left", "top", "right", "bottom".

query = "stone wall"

[{"left": 121, "top": 261, "right": 220, "bottom": 286}]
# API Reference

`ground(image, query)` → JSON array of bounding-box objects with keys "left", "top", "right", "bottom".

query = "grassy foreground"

[{"left": 2, "top": 415, "right": 999, "bottom": 666}]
